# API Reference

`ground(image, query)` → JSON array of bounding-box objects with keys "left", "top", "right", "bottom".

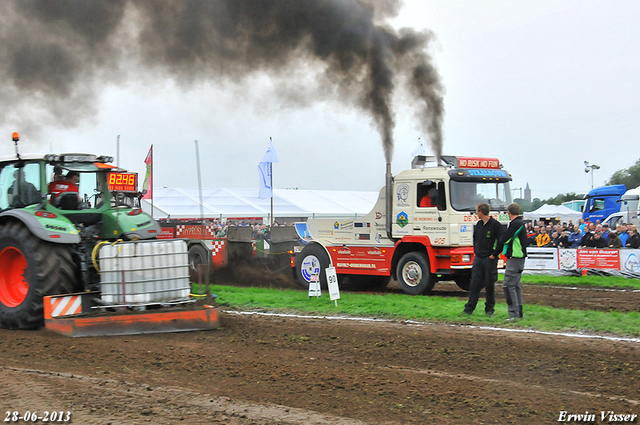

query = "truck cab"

[
  {"left": 295, "top": 155, "right": 512, "bottom": 295},
  {"left": 582, "top": 184, "right": 627, "bottom": 223}
]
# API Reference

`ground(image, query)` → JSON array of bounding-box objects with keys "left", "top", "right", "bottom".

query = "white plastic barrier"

[
  {"left": 99, "top": 239, "right": 191, "bottom": 305},
  {"left": 524, "top": 248, "right": 558, "bottom": 270}
]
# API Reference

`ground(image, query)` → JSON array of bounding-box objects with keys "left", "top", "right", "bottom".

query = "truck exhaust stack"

[{"left": 385, "top": 162, "right": 395, "bottom": 241}]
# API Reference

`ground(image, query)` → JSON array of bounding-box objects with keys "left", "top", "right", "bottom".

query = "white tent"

[
  {"left": 523, "top": 204, "right": 582, "bottom": 223},
  {"left": 141, "top": 187, "right": 379, "bottom": 221}
]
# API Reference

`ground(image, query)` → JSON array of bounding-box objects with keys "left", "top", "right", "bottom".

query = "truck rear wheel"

[
  {"left": 295, "top": 244, "right": 329, "bottom": 289},
  {"left": 0, "top": 222, "right": 78, "bottom": 330},
  {"left": 396, "top": 252, "right": 435, "bottom": 295}
]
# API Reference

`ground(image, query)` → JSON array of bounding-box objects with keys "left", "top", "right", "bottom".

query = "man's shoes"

[
  {"left": 505, "top": 317, "right": 520, "bottom": 322},
  {"left": 485, "top": 312, "right": 494, "bottom": 317},
  {"left": 460, "top": 311, "right": 473, "bottom": 316}
]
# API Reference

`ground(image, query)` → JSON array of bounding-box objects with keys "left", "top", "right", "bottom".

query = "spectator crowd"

[{"left": 525, "top": 218, "right": 640, "bottom": 249}]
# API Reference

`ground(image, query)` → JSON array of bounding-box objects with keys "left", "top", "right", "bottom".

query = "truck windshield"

[{"left": 450, "top": 180, "right": 512, "bottom": 212}]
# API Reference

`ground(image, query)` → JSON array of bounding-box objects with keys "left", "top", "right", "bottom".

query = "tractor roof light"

[
  {"left": 97, "top": 155, "right": 114, "bottom": 163},
  {"left": 45, "top": 154, "right": 61, "bottom": 162}
]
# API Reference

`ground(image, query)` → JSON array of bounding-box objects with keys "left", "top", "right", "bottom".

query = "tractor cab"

[{"left": 0, "top": 152, "right": 158, "bottom": 242}]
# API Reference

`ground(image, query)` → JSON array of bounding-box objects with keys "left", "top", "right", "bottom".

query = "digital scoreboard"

[{"left": 107, "top": 172, "right": 137, "bottom": 192}]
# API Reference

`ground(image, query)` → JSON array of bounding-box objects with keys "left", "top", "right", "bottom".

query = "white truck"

[
  {"left": 603, "top": 186, "right": 640, "bottom": 229},
  {"left": 292, "top": 155, "right": 512, "bottom": 295}
]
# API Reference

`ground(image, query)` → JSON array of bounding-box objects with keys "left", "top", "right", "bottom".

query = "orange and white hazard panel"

[{"left": 49, "top": 295, "right": 83, "bottom": 317}]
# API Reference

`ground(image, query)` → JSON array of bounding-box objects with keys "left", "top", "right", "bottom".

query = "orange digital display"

[{"left": 108, "top": 173, "right": 137, "bottom": 192}]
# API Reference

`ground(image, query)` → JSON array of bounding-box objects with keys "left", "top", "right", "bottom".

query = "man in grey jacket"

[{"left": 500, "top": 203, "right": 527, "bottom": 321}]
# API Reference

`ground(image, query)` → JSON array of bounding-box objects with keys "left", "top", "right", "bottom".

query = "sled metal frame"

[{"left": 43, "top": 292, "right": 218, "bottom": 337}]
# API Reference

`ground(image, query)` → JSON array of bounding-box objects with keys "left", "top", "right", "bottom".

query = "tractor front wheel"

[{"left": 0, "top": 222, "right": 77, "bottom": 330}]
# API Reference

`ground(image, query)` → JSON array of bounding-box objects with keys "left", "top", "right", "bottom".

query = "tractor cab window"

[
  {"left": 0, "top": 162, "right": 42, "bottom": 209},
  {"left": 47, "top": 167, "right": 103, "bottom": 210},
  {"left": 77, "top": 172, "right": 100, "bottom": 209},
  {"left": 111, "top": 192, "right": 141, "bottom": 208}
]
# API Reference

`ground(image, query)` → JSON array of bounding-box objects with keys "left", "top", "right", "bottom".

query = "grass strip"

[
  {"left": 205, "top": 284, "right": 640, "bottom": 338},
  {"left": 498, "top": 274, "right": 640, "bottom": 290}
]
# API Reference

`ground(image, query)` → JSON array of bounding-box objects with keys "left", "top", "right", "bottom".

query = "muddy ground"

[{"left": 1, "top": 262, "right": 639, "bottom": 424}]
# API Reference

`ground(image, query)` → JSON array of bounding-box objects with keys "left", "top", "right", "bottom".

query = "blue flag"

[
  {"left": 258, "top": 161, "right": 272, "bottom": 199},
  {"left": 258, "top": 139, "right": 278, "bottom": 199}
]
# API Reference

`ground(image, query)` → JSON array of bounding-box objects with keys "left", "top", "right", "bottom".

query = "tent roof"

[
  {"left": 523, "top": 204, "right": 582, "bottom": 222},
  {"left": 142, "top": 187, "right": 379, "bottom": 220}
]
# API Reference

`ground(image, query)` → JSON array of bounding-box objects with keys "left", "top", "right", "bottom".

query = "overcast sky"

[{"left": 1, "top": 0, "right": 638, "bottom": 200}]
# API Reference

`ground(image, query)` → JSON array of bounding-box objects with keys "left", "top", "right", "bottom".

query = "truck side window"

[
  {"left": 591, "top": 198, "right": 605, "bottom": 212},
  {"left": 417, "top": 181, "right": 446, "bottom": 210},
  {"left": 417, "top": 182, "right": 437, "bottom": 208},
  {"left": 436, "top": 181, "right": 446, "bottom": 211}
]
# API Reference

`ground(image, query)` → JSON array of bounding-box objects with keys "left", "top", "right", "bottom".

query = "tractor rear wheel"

[{"left": 0, "top": 222, "right": 78, "bottom": 330}]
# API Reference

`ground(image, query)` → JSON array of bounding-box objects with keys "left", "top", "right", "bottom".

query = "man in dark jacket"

[
  {"left": 583, "top": 230, "right": 608, "bottom": 248},
  {"left": 463, "top": 203, "right": 503, "bottom": 316},
  {"left": 499, "top": 204, "right": 527, "bottom": 321}
]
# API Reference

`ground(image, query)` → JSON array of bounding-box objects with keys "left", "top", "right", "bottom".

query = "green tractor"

[{"left": 0, "top": 133, "right": 162, "bottom": 330}]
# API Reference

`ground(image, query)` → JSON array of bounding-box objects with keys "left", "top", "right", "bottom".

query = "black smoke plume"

[{"left": 0, "top": 0, "right": 444, "bottom": 161}]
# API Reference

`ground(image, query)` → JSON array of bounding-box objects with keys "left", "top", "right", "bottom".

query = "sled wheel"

[{"left": 188, "top": 244, "right": 210, "bottom": 272}]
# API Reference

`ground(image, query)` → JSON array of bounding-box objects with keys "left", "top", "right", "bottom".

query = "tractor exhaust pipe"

[{"left": 385, "top": 162, "right": 395, "bottom": 242}]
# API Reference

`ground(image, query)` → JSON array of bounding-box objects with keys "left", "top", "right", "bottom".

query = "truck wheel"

[
  {"left": 295, "top": 244, "right": 329, "bottom": 289},
  {"left": 0, "top": 222, "right": 78, "bottom": 330},
  {"left": 396, "top": 252, "right": 435, "bottom": 295},
  {"left": 188, "top": 244, "right": 210, "bottom": 273},
  {"left": 453, "top": 271, "right": 471, "bottom": 291}
]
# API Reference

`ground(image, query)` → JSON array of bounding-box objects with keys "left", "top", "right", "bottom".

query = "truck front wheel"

[
  {"left": 0, "top": 222, "right": 78, "bottom": 330},
  {"left": 295, "top": 244, "right": 329, "bottom": 289},
  {"left": 396, "top": 252, "right": 435, "bottom": 295}
]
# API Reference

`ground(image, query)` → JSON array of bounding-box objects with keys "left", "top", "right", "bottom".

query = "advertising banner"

[
  {"left": 619, "top": 250, "right": 640, "bottom": 273},
  {"left": 576, "top": 249, "right": 620, "bottom": 269}
]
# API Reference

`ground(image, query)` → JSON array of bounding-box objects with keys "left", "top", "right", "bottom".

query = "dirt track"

[{"left": 1, "top": 267, "right": 639, "bottom": 424}]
